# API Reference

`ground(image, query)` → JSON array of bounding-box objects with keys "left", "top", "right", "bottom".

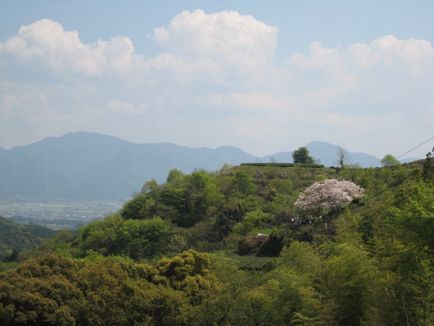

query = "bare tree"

[{"left": 336, "top": 147, "right": 349, "bottom": 168}]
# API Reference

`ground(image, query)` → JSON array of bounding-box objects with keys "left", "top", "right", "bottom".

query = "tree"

[
  {"left": 422, "top": 150, "right": 433, "bottom": 181},
  {"left": 321, "top": 243, "right": 385, "bottom": 326},
  {"left": 292, "top": 147, "right": 314, "bottom": 164},
  {"left": 79, "top": 215, "right": 172, "bottom": 259},
  {"left": 381, "top": 154, "right": 400, "bottom": 167},
  {"left": 157, "top": 250, "right": 217, "bottom": 305},
  {"left": 173, "top": 171, "right": 222, "bottom": 227},
  {"left": 233, "top": 172, "right": 255, "bottom": 195},
  {"left": 336, "top": 147, "right": 349, "bottom": 168},
  {"left": 166, "top": 169, "right": 185, "bottom": 184},
  {"left": 294, "top": 179, "right": 364, "bottom": 216},
  {"left": 0, "top": 255, "right": 83, "bottom": 325}
]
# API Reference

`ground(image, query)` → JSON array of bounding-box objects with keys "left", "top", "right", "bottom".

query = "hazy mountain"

[
  {"left": 306, "top": 141, "right": 381, "bottom": 167},
  {"left": 0, "top": 132, "right": 256, "bottom": 200},
  {"left": 0, "top": 133, "right": 383, "bottom": 200},
  {"left": 262, "top": 141, "right": 381, "bottom": 167}
]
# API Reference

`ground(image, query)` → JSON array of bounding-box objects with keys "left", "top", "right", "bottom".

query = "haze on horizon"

[{"left": 1, "top": 1, "right": 433, "bottom": 158}]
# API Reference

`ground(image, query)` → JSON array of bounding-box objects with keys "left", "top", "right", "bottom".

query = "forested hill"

[
  {"left": 0, "top": 159, "right": 433, "bottom": 325},
  {"left": 0, "top": 132, "right": 384, "bottom": 200},
  {"left": 0, "top": 216, "right": 55, "bottom": 262}
]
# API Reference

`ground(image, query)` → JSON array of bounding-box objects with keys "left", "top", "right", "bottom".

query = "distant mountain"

[
  {"left": 0, "top": 132, "right": 256, "bottom": 200},
  {"left": 262, "top": 141, "right": 381, "bottom": 167},
  {"left": 0, "top": 132, "right": 383, "bottom": 200},
  {"left": 306, "top": 141, "right": 381, "bottom": 167}
]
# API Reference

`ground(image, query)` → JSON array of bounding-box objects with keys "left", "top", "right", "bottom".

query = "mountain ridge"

[{"left": 0, "top": 131, "right": 408, "bottom": 200}]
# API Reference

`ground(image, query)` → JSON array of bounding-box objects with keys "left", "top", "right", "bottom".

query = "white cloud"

[
  {"left": 154, "top": 9, "right": 278, "bottom": 67},
  {"left": 0, "top": 11, "right": 279, "bottom": 81},
  {"left": 287, "top": 35, "right": 434, "bottom": 109},
  {"left": 358, "top": 35, "right": 434, "bottom": 65},
  {"left": 289, "top": 34, "right": 434, "bottom": 74},
  {"left": 145, "top": 52, "right": 225, "bottom": 85},
  {"left": 0, "top": 19, "right": 137, "bottom": 76}
]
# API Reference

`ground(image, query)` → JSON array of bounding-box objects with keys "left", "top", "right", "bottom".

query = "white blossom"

[{"left": 294, "top": 179, "right": 364, "bottom": 213}]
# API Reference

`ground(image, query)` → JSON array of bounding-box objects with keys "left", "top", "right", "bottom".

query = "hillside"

[
  {"left": 0, "top": 132, "right": 386, "bottom": 200},
  {"left": 0, "top": 216, "right": 55, "bottom": 261},
  {"left": 0, "top": 160, "right": 432, "bottom": 325}
]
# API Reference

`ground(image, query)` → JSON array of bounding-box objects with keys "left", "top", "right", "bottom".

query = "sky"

[{"left": 0, "top": 0, "right": 433, "bottom": 158}]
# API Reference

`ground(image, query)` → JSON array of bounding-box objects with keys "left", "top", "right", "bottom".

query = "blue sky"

[
  {"left": 3, "top": 1, "right": 433, "bottom": 58},
  {"left": 0, "top": 1, "right": 433, "bottom": 158}
]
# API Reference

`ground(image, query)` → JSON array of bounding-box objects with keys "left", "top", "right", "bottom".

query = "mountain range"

[{"left": 0, "top": 132, "right": 395, "bottom": 200}]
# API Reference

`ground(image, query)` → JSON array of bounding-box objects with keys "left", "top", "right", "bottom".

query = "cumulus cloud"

[
  {"left": 0, "top": 11, "right": 279, "bottom": 83},
  {"left": 351, "top": 35, "right": 434, "bottom": 67},
  {"left": 288, "top": 35, "right": 434, "bottom": 109},
  {"left": 154, "top": 9, "right": 278, "bottom": 67},
  {"left": 0, "top": 19, "right": 137, "bottom": 76},
  {"left": 289, "top": 34, "right": 434, "bottom": 75}
]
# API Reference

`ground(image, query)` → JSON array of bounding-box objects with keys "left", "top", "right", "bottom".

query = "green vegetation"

[
  {"left": 0, "top": 251, "right": 214, "bottom": 325},
  {"left": 381, "top": 154, "right": 400, "bottom": 167},
  {"left": 292, "top": 146, "right": 315, "bottom": 164},
  {"left": 1, "top": 162, "right": 433, "bottom": 325},
  {"left": 0, "top": 217, "right": 55, "bottom": 263},
  {"left": 423, "top": 151, "right": 434, "bottom": 181}
]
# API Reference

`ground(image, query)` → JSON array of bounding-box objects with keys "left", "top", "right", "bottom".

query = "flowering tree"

[{"left": 294, "top": 179, "right": 364, "bottom": 216}]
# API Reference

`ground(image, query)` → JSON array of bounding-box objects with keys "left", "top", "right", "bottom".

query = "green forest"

[
  {"left": 0, "top": 217, "right": 55, "bottom": 263},
  {"left": 1, "top": 157, "right": 433, "bottom": 325}
]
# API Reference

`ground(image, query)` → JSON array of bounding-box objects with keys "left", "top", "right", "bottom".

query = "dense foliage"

[
  {"left": 1, "top": 159, "right": 433, "bottom": 325},
  {"left": 381, "top": 154, "right": 400, "bottom": 167},
  {"left": 0, "top": 250, "right": 215, "bottom": 325},
  {"left": 292, "top": 147, "right": 315, "bottom": 164},
  {"left": 0, "top": 217, "right": 55, "bottom": 263}
]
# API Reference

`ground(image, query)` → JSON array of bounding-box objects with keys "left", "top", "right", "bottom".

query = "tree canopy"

[
  {"left": 294, "top": 179, "right": 365, "bottom": 216},
  {"left": 381, "top": 154, "right": 400, "bottom": 167},
  {"left": 292, "top": 147, "right": 315, "bottom": 164}
]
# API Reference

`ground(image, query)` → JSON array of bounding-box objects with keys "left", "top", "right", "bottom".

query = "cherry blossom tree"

[{"left": 294, "top": 179, "right": 364, "bottom": 217}]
